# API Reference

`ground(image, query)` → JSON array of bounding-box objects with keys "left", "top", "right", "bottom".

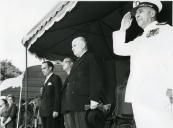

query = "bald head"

[{"left": 72, "top": 37, "right": 88, "bottom": 57}]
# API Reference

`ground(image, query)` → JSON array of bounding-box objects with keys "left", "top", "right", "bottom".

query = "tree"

[{"left": 0, "top": 60, "right": 22, "bottom": 81}]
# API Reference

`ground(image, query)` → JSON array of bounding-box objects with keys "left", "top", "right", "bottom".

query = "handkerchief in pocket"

[{"left": 48, "top": 82, "right": 53, "bottom": 86}]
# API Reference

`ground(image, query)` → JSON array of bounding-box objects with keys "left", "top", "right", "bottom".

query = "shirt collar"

[
  {"left": 45, "top": 72, "right": 53, "bottom": 83},
  {"left": 144, "top": 21, "right": 158, "bottom": 34},
  {"left": 79, "top": 50, "right": 87, "bottom": 58}
]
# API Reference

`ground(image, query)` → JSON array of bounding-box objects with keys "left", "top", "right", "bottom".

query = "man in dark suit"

[
  {"left": 61, "top": 37, "right": 103, "bottom": 128},
  {"left": 40, "top": 61, "right": 62, "bottom": 128},
  {"left": 61, "top": 57, "right": 74, "bottom": 128},
  {"left": 62, "top": 58, "right": 74, "bottom": 76}
]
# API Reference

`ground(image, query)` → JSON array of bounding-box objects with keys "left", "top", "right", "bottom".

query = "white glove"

[
  {"left": 90, "top": 100, "right": 99, "bottom": 109},
  {"left": 52, "top": 111, "right": 59, "bottom": 118}
]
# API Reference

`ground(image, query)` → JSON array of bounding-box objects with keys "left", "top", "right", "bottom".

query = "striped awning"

[{"left": 22, "top": 1, "right": 77, "bottom": 49}]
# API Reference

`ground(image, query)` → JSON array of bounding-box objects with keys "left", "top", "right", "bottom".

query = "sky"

[{"left": 0, "top": 0, "right": 59, "bottom": 71}]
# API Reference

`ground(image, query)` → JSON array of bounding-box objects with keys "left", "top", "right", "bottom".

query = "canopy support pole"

[
  {"left": 24, "top": 45, "right": 28, "bottom": 128},
  {"left": 16, "top": 84, "right": 23, "bottom": 128}
]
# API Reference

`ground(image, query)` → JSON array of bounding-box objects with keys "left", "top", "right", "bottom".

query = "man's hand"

[
  {"left": 52, "top": 111, "right": 59, "bottom": 118},
  {"left": 120, "top": 12, "right": 133, "bottom": 31},
  {"left": 166, "top": 88, "right": 173, "bottom": 104},
  {"left": 90, "top": 100, "right": 99, "bottom": 110}
]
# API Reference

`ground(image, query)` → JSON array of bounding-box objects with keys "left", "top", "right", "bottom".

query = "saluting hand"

[{"left": 120, "top": 12, "right": 133, "bottom": 31}]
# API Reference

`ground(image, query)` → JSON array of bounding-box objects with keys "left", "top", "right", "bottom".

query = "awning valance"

[{"left": 22, "top": 1, "right": 77, "bottom": 49}]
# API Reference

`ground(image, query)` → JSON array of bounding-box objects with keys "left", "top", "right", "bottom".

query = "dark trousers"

[
  {"left": 41, "top": 116, "right": 61, "bottom": 128},
  {"left": 64, "top": 111, "right": 88, "bottom": 128}
]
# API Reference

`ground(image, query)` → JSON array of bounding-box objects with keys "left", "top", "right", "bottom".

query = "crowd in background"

[
  {"left": 1, "top": 1, "right": 173, "bottom": 128},
  {"left": 0, "top": 94, "right": 43, "bottom": 128},
  {"left": 0, "top": 94, "right": 17, "bottom": 128}
]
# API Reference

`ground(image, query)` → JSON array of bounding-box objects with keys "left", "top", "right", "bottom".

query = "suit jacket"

[
  {"left": 61, "top": 52, "right": 103, "bottom": 113},
  {"left": 40, "top": 73, "right": 62, "bottom": 117}
]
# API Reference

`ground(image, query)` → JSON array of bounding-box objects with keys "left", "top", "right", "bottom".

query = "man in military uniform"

[{"left": 113, "top": 1, "right": 173, "bottom": 128}]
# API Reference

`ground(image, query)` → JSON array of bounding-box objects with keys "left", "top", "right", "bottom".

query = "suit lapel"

[
  {"left": 42, "top": 74, "right": 54, "bottom": 96},
  {"left": 70, "top": 52, "right": 88, "bottom": 76},
  {"left": 44, "top": 74, "right": 54, "bottom": 86},
  {"left": 43, "top": 74, "right": 54, "bottom": 92},
  {"left": 61, "top": 76, "right": 69, "bottom": 92}
]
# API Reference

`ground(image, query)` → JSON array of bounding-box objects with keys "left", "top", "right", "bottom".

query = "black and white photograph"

[{"left": 0, "top": 1, "right": 173, "bottom": 128}]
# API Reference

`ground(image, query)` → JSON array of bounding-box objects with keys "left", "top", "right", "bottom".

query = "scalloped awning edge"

[{"left": 22, "top": 1, "right": 77, "bottom": 49}]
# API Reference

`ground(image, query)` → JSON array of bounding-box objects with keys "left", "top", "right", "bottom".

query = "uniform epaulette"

[{"left": 156, "top": 22, "right": 167, "bottom": 25}]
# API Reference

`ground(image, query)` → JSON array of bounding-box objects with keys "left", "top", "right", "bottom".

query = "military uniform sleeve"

[{"left": 113, "top": 30, "right": 137, "bottom": 56}]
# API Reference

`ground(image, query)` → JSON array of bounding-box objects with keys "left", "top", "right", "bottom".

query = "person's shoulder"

[
  {"left": 157, "top": 22, "right": 173, "bottom": 35},
  {"left": 157, "top": 22, "right": 173, "bottom": 30},
  {"left": 81, "top": 52, "right": 94, "bottom": 59},
  {"left": 86, "top": 52, "right": 98, "bottom": 60},
  {"left": 51, "top": 74, "right": 62, "bottom": 85},
  {"left": 157, "top": 22, "right": 167, "bottom": 25},
  {"left": 51, "top": 74, "right": 61, "bottom": 80},
  {"left": 87, "top": 52, "right": 94, "bottom": 56}
]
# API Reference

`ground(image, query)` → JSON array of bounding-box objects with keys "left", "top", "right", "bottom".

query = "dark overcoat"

[{"left": 61, "top": 52, "right": 103, "bottom": 112}]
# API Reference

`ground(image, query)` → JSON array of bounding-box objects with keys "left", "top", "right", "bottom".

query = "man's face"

[
  {"left": 72, "top": 38, "right": 84, "bottom": 57},
  {"left": 135, "top": 7, "right": 154, "bottom": 29},
  {"left": 62, "top": 58, "right": 73, "bottom": 72},
  {"left": 7, "top": 97, "right": 13, "bottom": 105},
  {"left": 41, "top": 63, "right": 52, "bottom": 77},
  {"left": 0, "top": 100, "right": 6, "bottom": 108}
]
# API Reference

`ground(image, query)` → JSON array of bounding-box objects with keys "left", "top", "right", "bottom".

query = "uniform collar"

[{"left": 143, "top": 21, "right": 158, "bottom": 34}]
